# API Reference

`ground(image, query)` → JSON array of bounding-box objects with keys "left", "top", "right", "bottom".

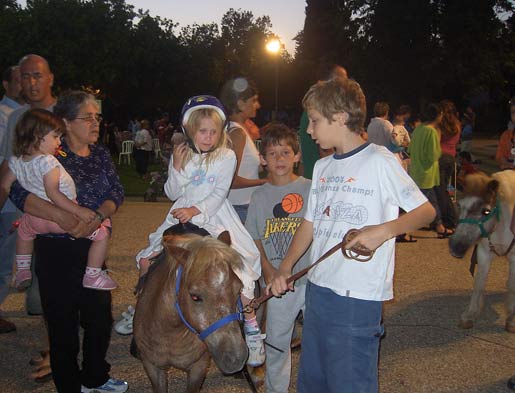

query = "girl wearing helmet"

[{"left": 115, "top": 95, "right": 266, "bottom": 367}]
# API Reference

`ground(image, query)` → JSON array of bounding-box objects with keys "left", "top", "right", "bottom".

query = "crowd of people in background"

[{"left": 2, "top": 53, "right": 515, "bottom": 393}]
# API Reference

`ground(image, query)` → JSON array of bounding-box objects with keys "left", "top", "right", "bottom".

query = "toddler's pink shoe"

[
  {"left": 83, "top": 270, "right": 117, "bottom": 291},
  {"left": 15, "top": 269, "right": 32, "bottom": 290}
]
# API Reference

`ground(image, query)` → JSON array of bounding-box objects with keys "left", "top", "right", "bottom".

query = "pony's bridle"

[
  {"left": 174, "top": 265, "right": 244, "bottom": 341},
  {"left": 458, "top": 200, "right": 501, "bottom": 238},
  {"left": 458, "top": 199, "right": 515, "bottom": 256}
]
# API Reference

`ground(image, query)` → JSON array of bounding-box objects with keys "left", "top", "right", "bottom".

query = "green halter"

[{"left": 458, "top": 199, "right": 501, "bottom": 238}]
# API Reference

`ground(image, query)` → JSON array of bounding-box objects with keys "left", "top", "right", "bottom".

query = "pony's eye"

[
  {"left": 190, "top": 294, "right": 202, "bottom": 302},
  {"left": 481, "top": 208, "right": 492, "bottom": 216}
]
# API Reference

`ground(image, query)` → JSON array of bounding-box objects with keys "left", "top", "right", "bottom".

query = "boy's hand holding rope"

[{"left": 245, "top": 228, "right": 376, "bottom": 313}]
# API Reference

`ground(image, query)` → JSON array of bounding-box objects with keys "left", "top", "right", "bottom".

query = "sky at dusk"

[
  {"left": 17, "top": 0, "right": 307, "bottom": 55},
  {"left": 126, "top": 0, "right": 306, "bottom": 55}
]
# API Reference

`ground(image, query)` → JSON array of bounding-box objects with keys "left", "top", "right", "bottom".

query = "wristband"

[{"left": 95, "top": 210, "right": 105, "bottom": 222}]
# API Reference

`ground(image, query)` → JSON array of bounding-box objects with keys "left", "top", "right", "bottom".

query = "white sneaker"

[
  {"left": 245, "top": 330, "right": 266, "bottom": 367},
  {"left": 82, "top": 378, "right": 128, "bottom": 392},
  {"left": 114, "top": 305, "right": 134, "bottom": 335}
]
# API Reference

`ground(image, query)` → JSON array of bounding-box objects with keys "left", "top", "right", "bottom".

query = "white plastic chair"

[
  {"left": 152, "top": 138, "right": 161, "bottom": 160},
  {"left": 118, "top": 140, "right": 134, "bottom": 165}
]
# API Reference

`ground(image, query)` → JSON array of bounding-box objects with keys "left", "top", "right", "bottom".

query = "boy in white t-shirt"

[{"left": 269, "top": 78, "right": 435, "bottom": 392}]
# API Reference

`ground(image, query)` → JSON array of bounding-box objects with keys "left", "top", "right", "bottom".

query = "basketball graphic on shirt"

[
  {"left": 273, "top": 203, "right": 288, "bottom": 218},
  {"left": 281, "top": 193, "right": 304, "bottom": 214}
]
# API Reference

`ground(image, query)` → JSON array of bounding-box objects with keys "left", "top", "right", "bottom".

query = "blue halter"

[
  {"left": 174, "top": 264, "right": 244, "bottom": 341},
  {"left": 458, "top": 199, "right": 501, "bottom": 238}
]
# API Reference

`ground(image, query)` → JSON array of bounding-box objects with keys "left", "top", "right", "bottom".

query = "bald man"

[{"left": 0, "top": 54, "right": 57, "bottom": 326}]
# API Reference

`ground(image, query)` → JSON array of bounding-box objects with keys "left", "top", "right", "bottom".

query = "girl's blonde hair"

[
  {"left": 181, "top": 108, "right": 227, "bottom": 169},
  {"left": 13, "top": 108, "right": 65, "bottom": 157}
]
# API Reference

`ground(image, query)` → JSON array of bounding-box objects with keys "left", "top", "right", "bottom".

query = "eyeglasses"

[{"left": 74, "top": 114, "right": 102, "bottom": 123}]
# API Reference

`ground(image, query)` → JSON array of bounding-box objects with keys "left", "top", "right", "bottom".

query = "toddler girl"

[{"left": 0, "top": 108, "right": 116, "bottom": 291}]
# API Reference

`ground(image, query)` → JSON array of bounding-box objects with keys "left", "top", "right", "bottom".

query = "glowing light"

[{"left": 266, "top": 39, "right": 281, "bottom": 54}]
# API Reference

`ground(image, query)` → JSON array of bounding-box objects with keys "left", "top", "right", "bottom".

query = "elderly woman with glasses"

[{"left": 10, "top": 91, "right": 127, "bottom": 393}]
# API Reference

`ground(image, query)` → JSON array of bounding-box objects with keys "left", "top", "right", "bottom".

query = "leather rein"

[{"left": 243, "top": 228, "right": 374, "bottom": 313}]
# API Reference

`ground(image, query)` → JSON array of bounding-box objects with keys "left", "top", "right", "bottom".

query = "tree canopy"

[
  {"left": 0, "top": 0, "right": 513, "bottom": 131},
  {"left": 296, "top": 0, "right": 515, "bottom": 132}
]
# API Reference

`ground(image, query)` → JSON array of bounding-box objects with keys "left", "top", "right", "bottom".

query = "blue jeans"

[
  {"left": 298, "top": 282, "right": 383, "bottom": 393},
  {"left": 232, "top": 204, "right": 249, "bottom": 224},
  {"left": 0, "top": 211, "right": 21, "bottom": 308}
]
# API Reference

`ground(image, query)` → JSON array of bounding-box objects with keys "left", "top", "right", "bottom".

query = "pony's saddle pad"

[{"left": 163, "top": 222, "right": 210, "bottom": 237}]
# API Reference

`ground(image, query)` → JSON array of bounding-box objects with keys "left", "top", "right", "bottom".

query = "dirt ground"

[{"left": 2, "top": 193, "right": 515, "bottom": 392}]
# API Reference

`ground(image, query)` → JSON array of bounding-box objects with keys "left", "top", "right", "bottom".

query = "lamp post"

[{"left": 266, "top": 38, "right": 282, "bottom": 120}]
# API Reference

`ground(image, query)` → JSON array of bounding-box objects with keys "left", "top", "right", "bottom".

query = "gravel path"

[{"left": 1, "top": 199, "right": 515, "bottom": 392}]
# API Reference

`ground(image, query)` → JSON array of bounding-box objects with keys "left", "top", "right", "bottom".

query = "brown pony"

[{"left": 132, "top": 232, "right": 248, "bottom": 393}]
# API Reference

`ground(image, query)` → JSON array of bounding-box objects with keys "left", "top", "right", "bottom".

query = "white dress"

[{"left": 136, "top": 147, "right": 261, "bottom": 295}]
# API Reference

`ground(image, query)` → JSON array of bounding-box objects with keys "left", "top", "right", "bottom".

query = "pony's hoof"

[
  {"left": 458, "top": 319, "right": 474, "bottom": 329},
  {"left": 505, "top": 321, "right": 515, "bottom": 333}
]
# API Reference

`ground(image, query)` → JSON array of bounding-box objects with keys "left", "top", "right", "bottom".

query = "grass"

[{"left": 113, "top": 156, "right": 164, "bottom": 197}]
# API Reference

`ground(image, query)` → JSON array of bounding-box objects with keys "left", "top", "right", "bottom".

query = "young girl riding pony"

[
  {"left": 117, "top": 96, "right": 265, "bottom": 366},
  {"left": 0, "top": 108, "right": 116, "bottom": 291}
]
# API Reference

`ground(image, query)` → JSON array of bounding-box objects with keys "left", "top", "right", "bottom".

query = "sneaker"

[
  {"left": 114, "top": 305, "right": 135, "bottom": 335},
  {"left": 15, "top": 269, "right": 32, "bottom": 290},
  {"left": 245, "top": 329, "right": 266, "bottom": 367},
  {"left": 83, "top": 271, "right": 117, "bottom": 291},
  {"left": 82, "top": 378, "right": 128, "bottom": 392}
]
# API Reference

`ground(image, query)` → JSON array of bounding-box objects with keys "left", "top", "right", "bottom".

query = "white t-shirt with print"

[
  {"left": 9, "top": 154, "right": 76, "bottom": 202},
  {"left": 305, "top": 143, "right": 427, "bottom": 301}
]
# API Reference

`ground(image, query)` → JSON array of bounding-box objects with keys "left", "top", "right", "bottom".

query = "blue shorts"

[{"left": 298, "top": 281, "right": 384, "bottom": 393}]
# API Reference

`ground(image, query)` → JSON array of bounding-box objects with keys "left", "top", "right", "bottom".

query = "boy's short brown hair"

[
  {"left": 302, "top": 78, "right": 366, "bottom": 134},
  {"left": 373, "top": 102, "right": 390, "bottom": 117},
  {"left": 260, "top": 122, "right": 299, "bottom": 155}
]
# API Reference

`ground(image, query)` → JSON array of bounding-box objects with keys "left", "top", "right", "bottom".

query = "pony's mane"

[
  {"left": 464, "top": 171, "right": 515, "bottom": 208},
  {"left": 492, "top": 170, "right": 515, "bottom": 208},
  {"left": 161, "top": 234, "right": 242, "bottom": 280},
  {"left": 182, "top": 236, "right": 242, "bottom": 281},
  {"left": 463, "top": 171, "right": 491, "bottom": 197}
]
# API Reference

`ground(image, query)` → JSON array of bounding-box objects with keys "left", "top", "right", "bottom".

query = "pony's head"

[
  {"left": 163, "top": 232, "right": 247, "bottom": 374},
  {"left": 449, "top": 171, "right": 510, "bottom": 258}
]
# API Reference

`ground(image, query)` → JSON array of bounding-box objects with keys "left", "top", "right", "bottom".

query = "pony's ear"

[
  {"left": 485, "top": 179, "right": 499, "bottom": 202},
  {"left": 167, "top": 245, "right": 190, "bottom": 266},
  {"left": 217, "top": 231, "right": 231, "bottom": 246}
]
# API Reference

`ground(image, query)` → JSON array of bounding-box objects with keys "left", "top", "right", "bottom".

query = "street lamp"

[{"left": 266, "top": 38, "right": 282, "bottom": 120}]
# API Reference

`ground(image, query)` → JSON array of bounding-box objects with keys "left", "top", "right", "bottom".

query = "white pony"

[{"left": 449, "top": 170, "right": 515, "bottom": 332}]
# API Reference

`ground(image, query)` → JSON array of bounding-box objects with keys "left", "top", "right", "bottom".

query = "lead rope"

[
  {"left": 243, "top": 228, "right": 374, "bottom": 313},
  {"left": 489, "top": 236, "right": 515, "bottom": 257}
]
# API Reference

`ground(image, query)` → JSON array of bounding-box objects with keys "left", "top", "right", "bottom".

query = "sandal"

[
  {"left": 437, "top": 228, "right": 455, "bottom": 239},
  {"left": 396, "top": 234, "right": 417, "bottom": 243},
  {"left": 32, "top": 365, "right": 52, "bottom": 383}
]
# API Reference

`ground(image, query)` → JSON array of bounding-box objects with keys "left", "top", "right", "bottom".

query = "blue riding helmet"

[{"left": 180, "top": 95, "right": 228, "bottom": 153}]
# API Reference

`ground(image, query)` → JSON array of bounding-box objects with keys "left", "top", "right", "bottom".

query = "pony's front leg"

[
  {"left": 186, "top": 352, "right": 210, "bottom": 393},
  {"left": 142, "top": 359, "right": 168, "bottom": 393},
  {"left": 460, "top": 244, "right": 493, "bottom": 329},
  {"left": 505, "top": 252, "right": 515, "bottom": 333}
]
